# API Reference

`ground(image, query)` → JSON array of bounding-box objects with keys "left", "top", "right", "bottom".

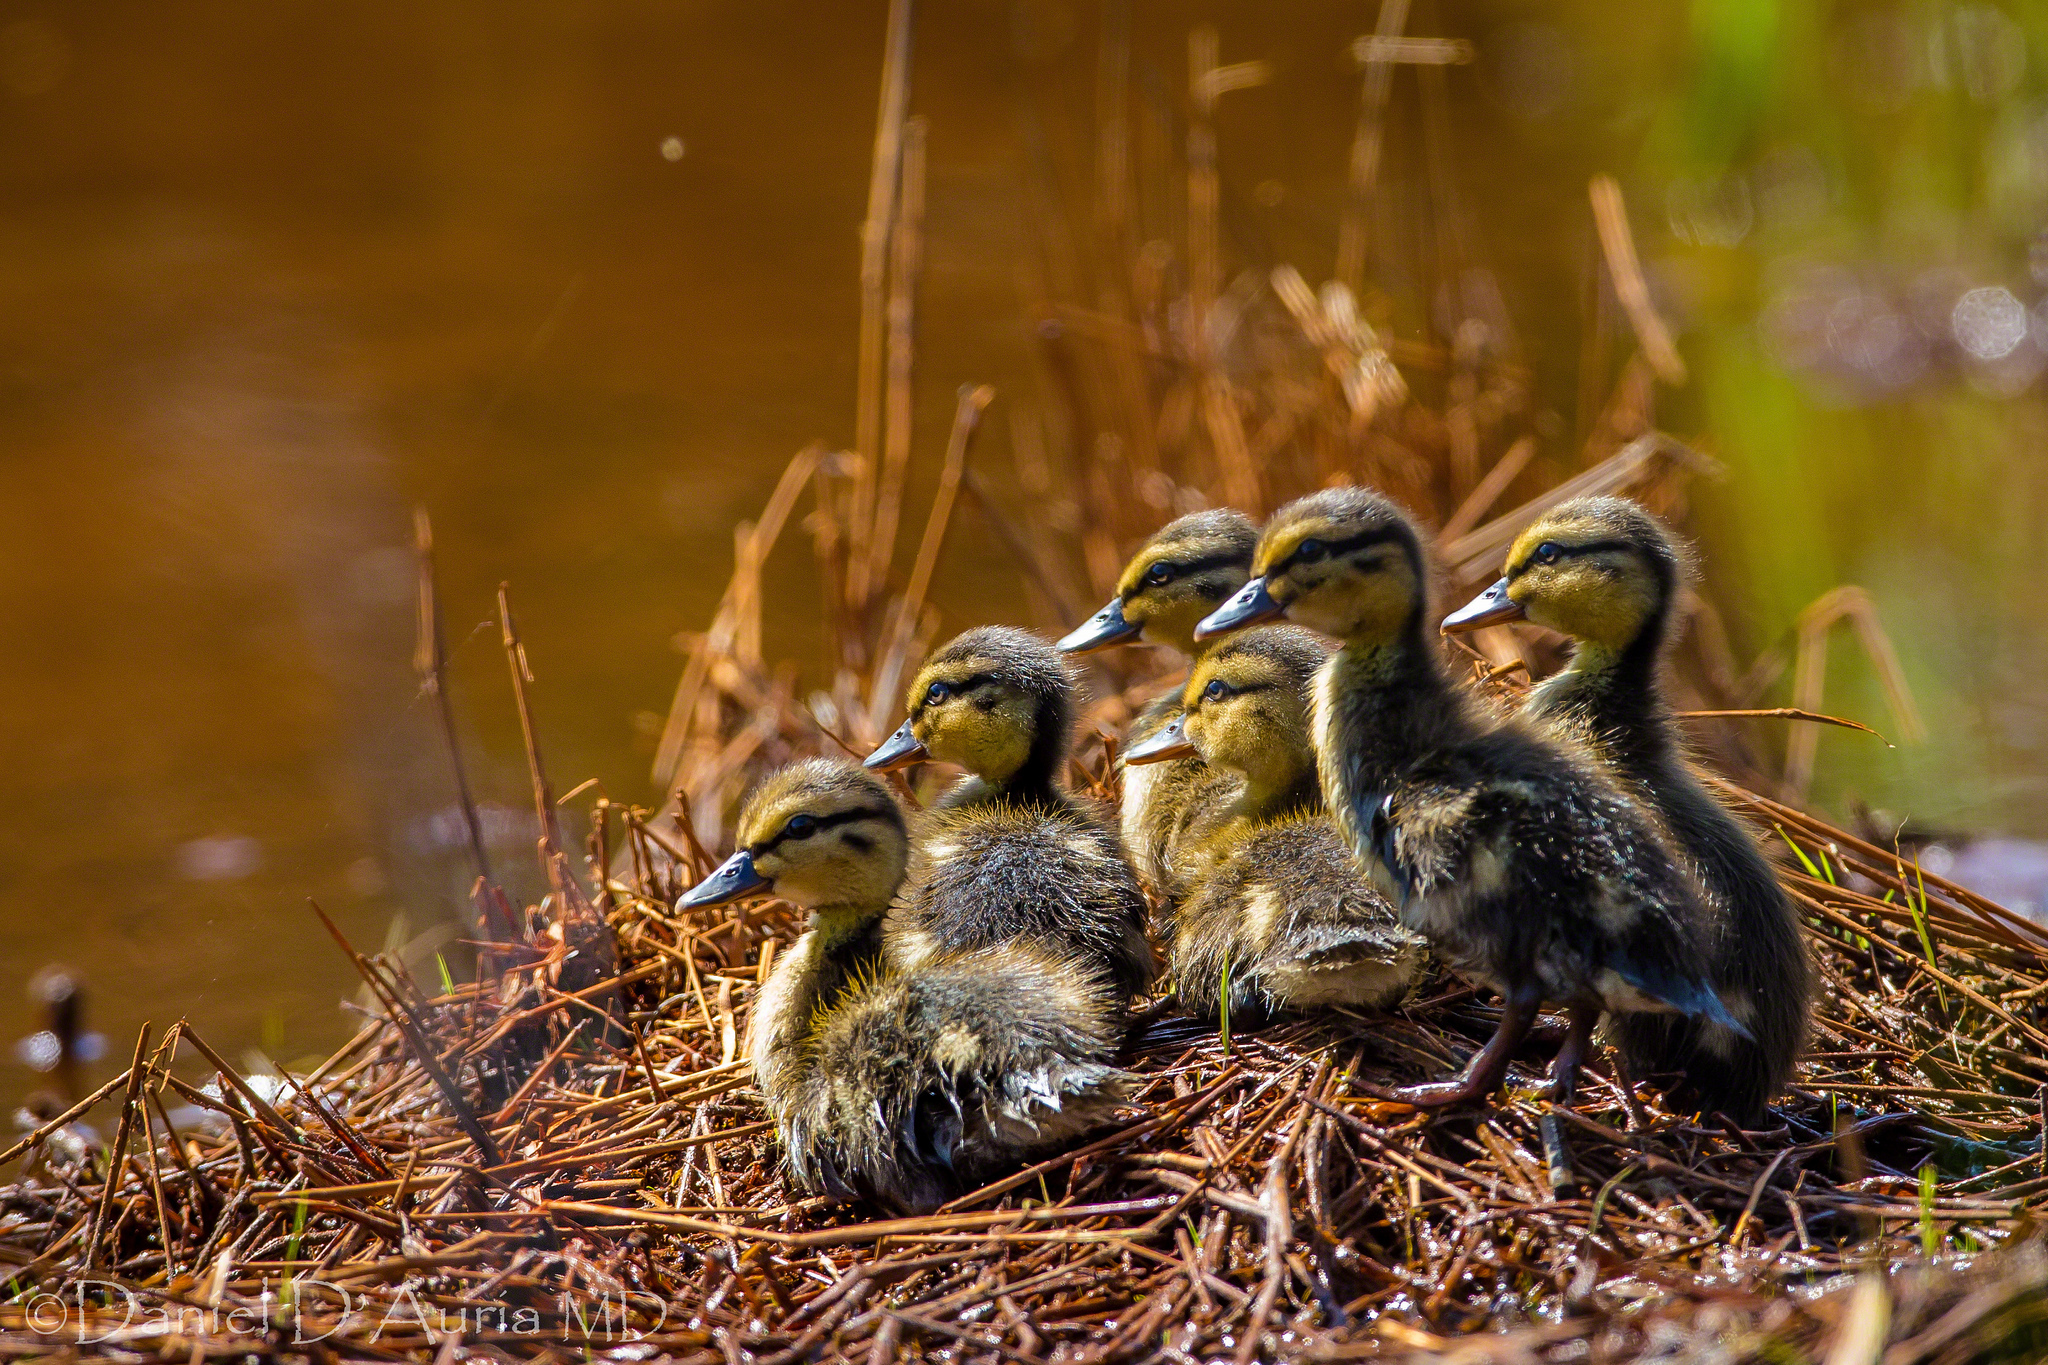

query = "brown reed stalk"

[
  {"left": 847, "top": 0, "right": 917, "bottom": 614},
  {"left": 867, "top": 114, "right": 926, "bottom": 599},
  {"left": 413, "top": 506, "right": 492, "bottom": 889},
  {"left": 1335, "top": 0, "right": 1411, "bottom": 296}
]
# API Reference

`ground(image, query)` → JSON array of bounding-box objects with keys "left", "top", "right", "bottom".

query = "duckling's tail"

[
  {"left": 808, "top": 945, "right": 1130, "bottom": 1214},
  {"left": 1260, "top": 923, "right": 1428, "bottom": 1012},
  {"left": 1608, "top": 996, "right": 1798, "bottom": 1128}
]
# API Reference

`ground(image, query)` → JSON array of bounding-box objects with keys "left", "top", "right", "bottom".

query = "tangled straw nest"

[{"left": 7, "top": 7, "right": 2048, "bottom": 1359}]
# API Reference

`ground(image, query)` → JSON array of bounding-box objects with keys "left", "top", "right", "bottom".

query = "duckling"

[
  {"left": 681, "top": 759, "right": 1128, "bottom": 1214},
  {"left": 1059, "top": 510, "right": 1259, "bottom": 900},
  {"left": 678, "top": 758, "right": 904, "bottom": 1186},
  {"left": 1125, "top": 627, "right": 1425, "bottom": 1024},
  {"left": 1196, "top": 489, "right": 1748, "bottom": 1107},
  {"left": 865, "top": 626, "right": 1153, "bottom": 995},
  {"left": 1442, "top": 496, "right": 1810, "bottom": 1123}
]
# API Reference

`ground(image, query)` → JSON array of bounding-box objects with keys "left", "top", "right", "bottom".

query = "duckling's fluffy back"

[
  {"left": 788, "top": 943, "right": 1130, "bottom": 1214},
  {"left": 1172, "top": 816, "right": 1425, "bottom": 1021},
  {"left": 892, "top": 799, "right": 1154, "bottom": 996}
]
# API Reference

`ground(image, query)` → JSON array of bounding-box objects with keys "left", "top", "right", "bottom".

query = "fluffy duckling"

[
  {"left": 678, "top": 759, "right": 904, "bottom": 1188},
  {"left": 1125, "top": 627, "right": 1425, "bottom": 1024},
  {"left": 682, "top": 759, "right": 1128, "bottom": 1214},
  {"left": 866, "top": 626, "right": 1153, "bottom": 995},
  {"left": 1059, "top": 510, "right": 1260, "bottom": 901},
  {"left": 1197, "top": 489, "right": 1747, "bottom": 1107},
  {"left": 1443, "top": 496, "right": 1810, "bottom": 1123}
]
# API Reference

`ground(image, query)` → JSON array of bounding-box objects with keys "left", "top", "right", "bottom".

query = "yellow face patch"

[
  {"left": 906, "top": 661, "right": 1039, "bottom": 782},
  {"left": 1242, "top": 491, "right": 1429, "bottom": 646},
  {"left": 1501, "top": 513, "right": 1660, "bottom": 649},
  {"left": 1177, "top": 633, "right": 1321, "bottom": 796},
  {"left": 733, "top": 762, "right": 908, "bottom": 911},
  {"left": 1115, "top": 530, "right": 1255, "bottom": 652},
  {"left": 1263, "top": 539, "right": 1417, "bottom": 644}
]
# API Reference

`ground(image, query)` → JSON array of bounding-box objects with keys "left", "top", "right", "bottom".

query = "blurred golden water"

[{"left": 4, "top": 1, "right": 2046, "bottom": 1108}]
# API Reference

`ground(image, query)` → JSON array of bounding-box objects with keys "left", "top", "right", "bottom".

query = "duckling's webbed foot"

[
  {"left": 1544, "top": 1004, "right": 1602, "bottom": 1109},
  {"left": 1392, "top": 983, "right": 1542, "bottom": 1108}
]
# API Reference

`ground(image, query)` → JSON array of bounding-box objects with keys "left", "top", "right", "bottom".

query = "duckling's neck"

[
  {"left": 1322, "top": 618, "right": 1482, "bottom": 792},
  {"left": 1223, "top": 745, "right": 1322, "bottom": 825},
  {"left": 1207, "top": 762, "right": 1321, "bottom": 853},
  {"left": 1524, "top": 609, "right": 1673, "bottom": 774},
  {"left": 946, "top": 697, "right": 1070, "bottom": 809},
  {"left": 808, "top": 900, "right": 891, "bottom": 958}
]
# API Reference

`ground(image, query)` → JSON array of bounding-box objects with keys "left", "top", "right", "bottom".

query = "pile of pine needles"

[{"left": 6, "top": 5, "right": 2047, "bottom": 1359}]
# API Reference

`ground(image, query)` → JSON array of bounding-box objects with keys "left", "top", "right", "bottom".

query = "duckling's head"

[
  {"left": 866, "top": 626, "right": 1074, "bottom": 792},
  {"left": 1059, "top": 509, "right": 1258, "bottom": 657},
  {"left": 1195, "top": 489, "right": 1428, "bottom": 648},
  {"left": 1128, "top": 627, "right": 1325, "bottom": 796},
  {"left": 678, "top": 759, "right": 907, "bottom": 914},
  {"left": 1441, "top": 496, "right": 1686, "bottom": 655}
]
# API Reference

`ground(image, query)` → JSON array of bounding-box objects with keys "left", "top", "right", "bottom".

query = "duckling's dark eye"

[
  {"left": 1294, "top": 538, "right": 1327, "bottom": 565},
  {"left": 924, "top": 681, "right": 951, "bottom": 706},
  {"left": 784, "top": 814, "right": 817, "bottom": 840},
  {"left": 1145, "top": 560, "right": 1176, "bottom": 585},
  {"left": 1202, "top": 679, "right": 1228, "bottom": 703},
  {"left": 1533, "top": 541, "right": 1563, "bottom": 566}
]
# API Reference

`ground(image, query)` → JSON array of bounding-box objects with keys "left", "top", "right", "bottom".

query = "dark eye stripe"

[
  {"left": 914, "top": 672, "right": 998, "bottom": 715},
  {"left": 1508, "top": 538, "right": 1637, "bottom": 578},
  {"left": 1125, "top": 551, "right": 1249, "bottom": 599},
  {"left": 1193, "top": 678, "right": 1279, "bottom": 708},
  {"left": 754, "top": 805, "right": 901, "bottom": 854},
  {"left": 1274, "top": 527, "right": 1403, "bottom": 575}
]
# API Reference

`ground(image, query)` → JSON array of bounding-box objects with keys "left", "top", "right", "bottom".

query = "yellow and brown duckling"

[
  {"left": 682, "top": 759, "right": 1128, "bottom": 1214},
  {"left": 1443, "top": 495, "right": 1811, "bottom": 1123},
  {"left": 1125, "top": 627, "right": 1424, "bottom": 1025},
  {"left": 1058, "top": 509, "right": 1259, "bottom": 901},
  {"left": 679, "top": 759, "right": 905, "bottom": 1191},
  {"left": 1197, "top": 488, "right": 1748, "bottom": 1107},
  {"left": 865, "top": 626, "right": 1153, "bottom": 996}
]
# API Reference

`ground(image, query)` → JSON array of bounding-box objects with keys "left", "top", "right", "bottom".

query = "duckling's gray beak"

[
  {"left": 1058, "top": 597, "right": 1141, "bottom": 654},
  {"left": 1195, "top": 577, "right": 1281, "bottom": 640},
  {"left": 1442, "top": 576, "right": 1523, "bottom": 634},
  {"left": 863, "top": 720, "right": 929, "bottom": 771},
  {"left": 678, "top": 849, "right": 767, "bottom": 910},
  {"left": 1123, "top": 714, "right": 1196, "bottom": 765}
]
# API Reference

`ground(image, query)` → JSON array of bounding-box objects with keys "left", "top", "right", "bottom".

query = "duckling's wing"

[
  {"left": 980, "top": 1056, "right": 1130, "bottom": 1152},
  {"left": 1604, "top": 947, "right": 1754, "bottom": 1040},
  {"left": 1360, "top": 775, "right": 1488, "bottom": 908}
]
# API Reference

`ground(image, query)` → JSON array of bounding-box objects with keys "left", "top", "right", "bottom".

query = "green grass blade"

[
  {"left": 1776, "top": 825, "right": 1823, "bottom": 880},
  {"left": 1919, "top": 1164, "right": 1939, "bottom": 1255}
]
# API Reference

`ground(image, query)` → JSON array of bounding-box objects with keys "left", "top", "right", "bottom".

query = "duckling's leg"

[
  {"left": 1392, "top": 981, "right": 1543, "bottom": 1107},
  {"left": 1545, "top": 1004, "right": 1602, "bottom": 1108}
]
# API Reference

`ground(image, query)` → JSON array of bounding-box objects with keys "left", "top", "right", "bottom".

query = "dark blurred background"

[{"left": 5, "top": 0, "right": 2047, "bottom": 1108}]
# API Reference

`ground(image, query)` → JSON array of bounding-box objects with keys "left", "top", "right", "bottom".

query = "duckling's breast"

[
  {"left": 1121, "top": 689, "right": 1242, "bottom": 904},
  {"left": 751, "top": 918, "right": 890, "bottom": 1117}
]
